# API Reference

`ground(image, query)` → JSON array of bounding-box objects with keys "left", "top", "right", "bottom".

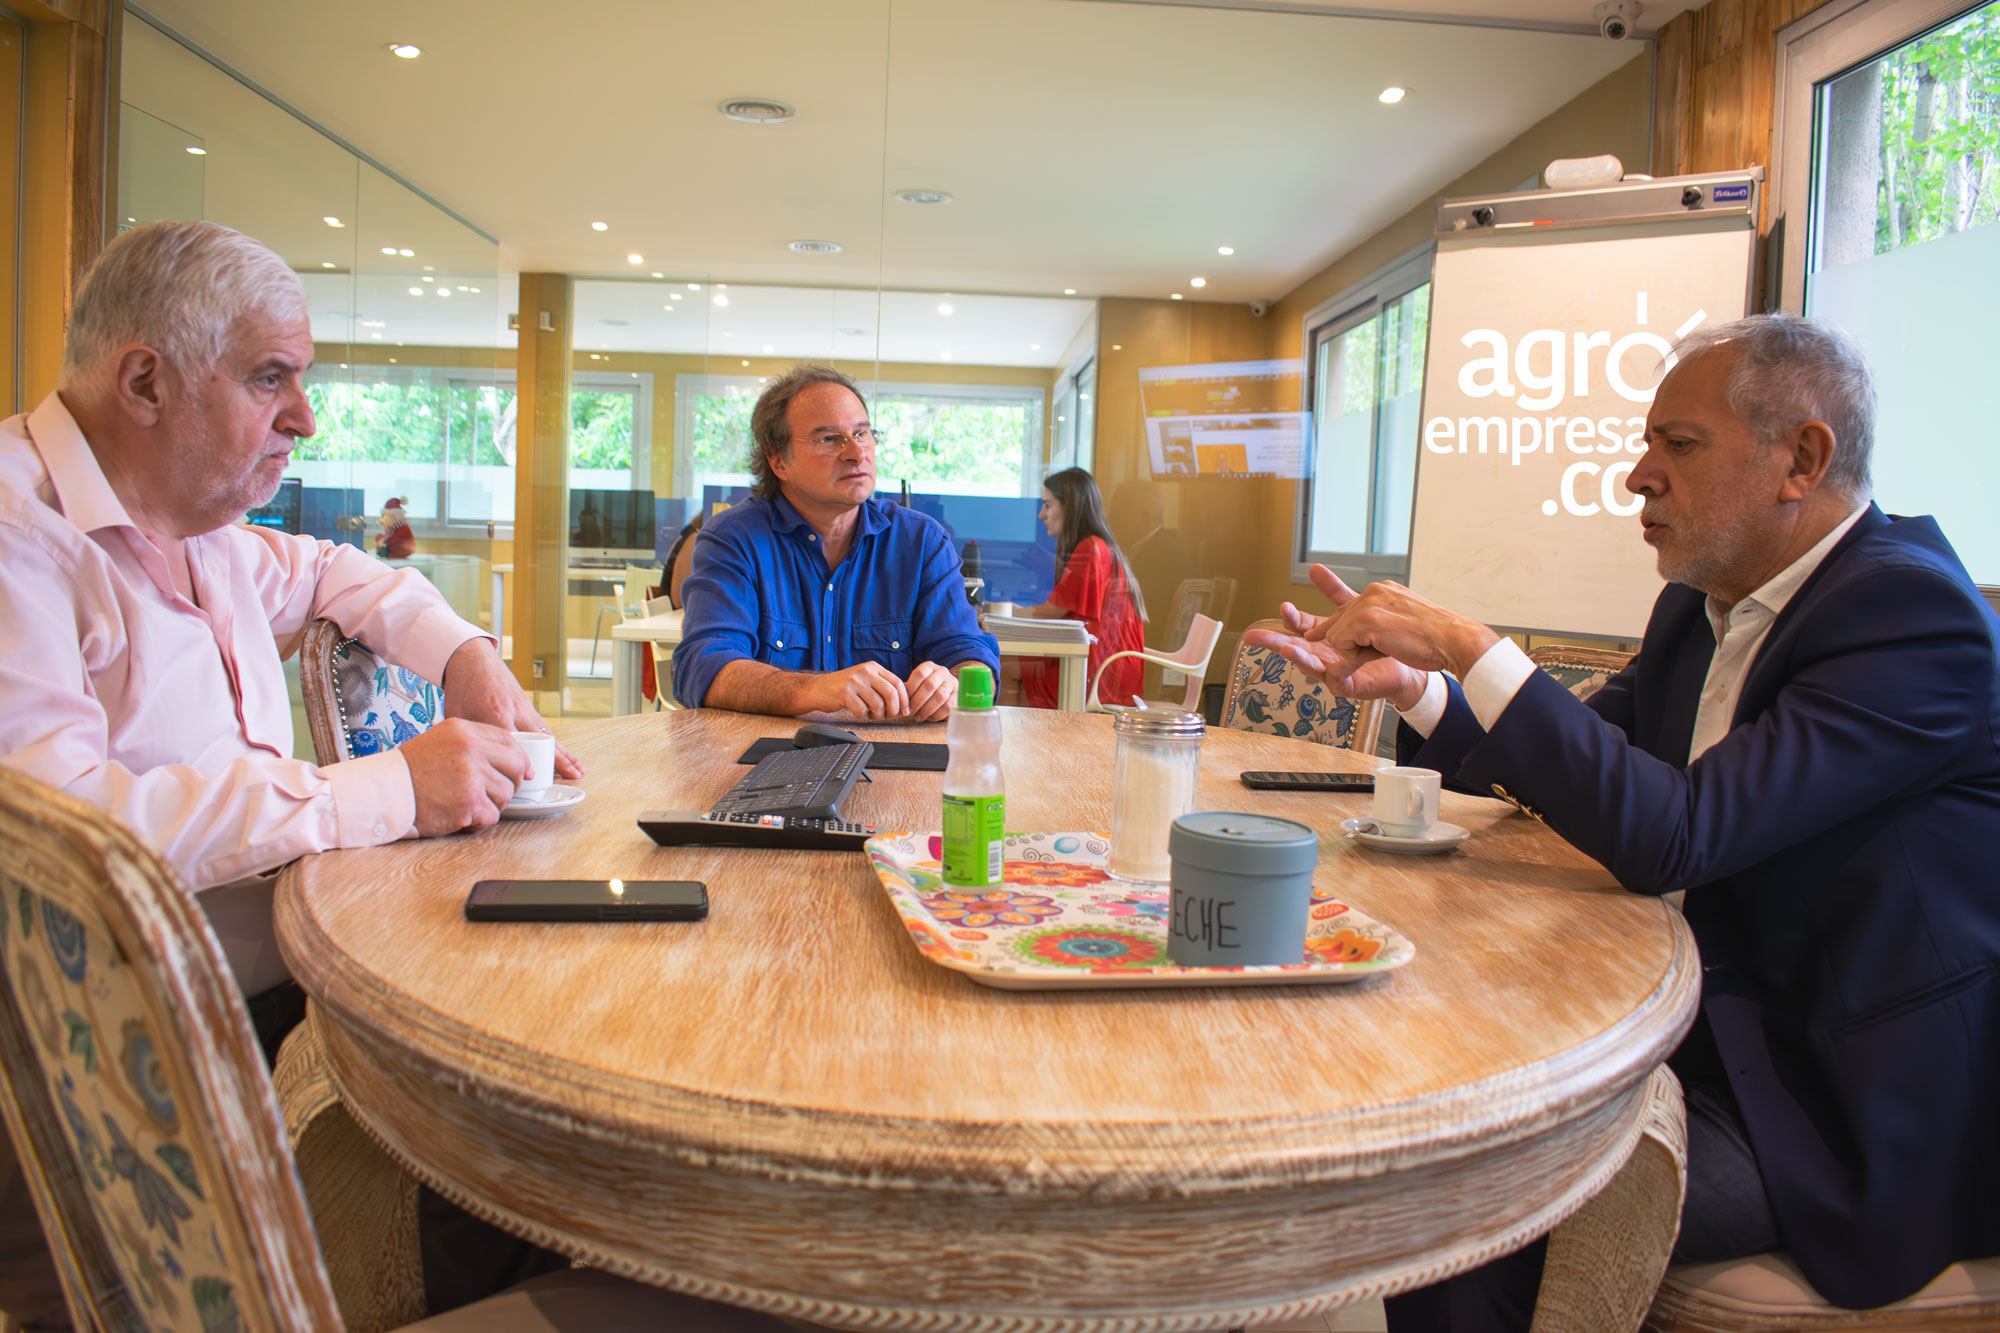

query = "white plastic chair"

[{"left": 1088, "top": 613, "right": 1223, "bottom": 712}]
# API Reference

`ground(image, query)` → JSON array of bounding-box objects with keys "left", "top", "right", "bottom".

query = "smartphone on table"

[
  {"left": 1238, "top": 771, "right": 1376, "bottom": 793},
  {"left": 465, "top": 879, "right": 709, "bottom": 922}
]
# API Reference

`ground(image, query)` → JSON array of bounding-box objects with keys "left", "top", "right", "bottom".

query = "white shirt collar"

[{"left": 1705, "top": 504, "right": 1870, "bottom": 642}]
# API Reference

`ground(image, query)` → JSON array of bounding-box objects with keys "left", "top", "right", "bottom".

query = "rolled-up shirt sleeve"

[
  {"left": 912, "top": 521, "right": 999, "bottom": 674},
  {"left": 673, "top": 523, "right": 762, "bottom": 707}
]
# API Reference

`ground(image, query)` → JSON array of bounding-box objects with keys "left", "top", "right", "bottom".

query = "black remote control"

[{"left": 637, "top": 810, "right": 880, "bottom": 850}]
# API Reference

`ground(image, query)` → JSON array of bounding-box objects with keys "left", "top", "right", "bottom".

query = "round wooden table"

[{"left": 276, "top": 708, "right": 1697, "bottom": 1331}]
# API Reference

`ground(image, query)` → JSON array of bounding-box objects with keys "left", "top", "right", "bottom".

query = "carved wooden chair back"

[
  {"left": 300, "top": 618, "right": 446, "bottom": 766},
  {"left": 1525, "top": 644, "right": 1636, "bottom": 703},
  {"left": 1219, "top": 618, "right": 1385, "bottom": 754},
  {"left": 0, "top": 765, "right": 344, "bottom": 1330}
]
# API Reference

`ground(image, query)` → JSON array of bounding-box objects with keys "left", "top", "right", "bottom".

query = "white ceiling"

[{"left": 128, "top": 0, "right": 1653, "bottom": 308}]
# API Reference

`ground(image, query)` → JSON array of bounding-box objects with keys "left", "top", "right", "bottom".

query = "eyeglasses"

[{"left": 799, "top": 427, "right": 883, "bottom": 455}]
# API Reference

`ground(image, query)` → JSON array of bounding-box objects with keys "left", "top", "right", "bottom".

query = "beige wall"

[{"left": 1088, "top": 53, "right": 1654, "bottom": 671}]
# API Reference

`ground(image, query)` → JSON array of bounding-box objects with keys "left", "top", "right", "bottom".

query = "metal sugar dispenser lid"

[{"left": 1104, "top": 705, "right": 1205, "bottom": 739}]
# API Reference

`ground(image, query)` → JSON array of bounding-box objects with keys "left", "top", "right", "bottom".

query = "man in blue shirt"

[{"left": 673, "top": 364, "right": 999, "bottom": 718}]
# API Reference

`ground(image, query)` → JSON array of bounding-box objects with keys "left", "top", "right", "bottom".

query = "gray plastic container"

[{"left": 1167, "top": 812, "right": 1321, "bottom": 967}]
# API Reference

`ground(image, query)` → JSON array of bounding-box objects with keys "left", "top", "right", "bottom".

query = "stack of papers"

[{"left": 982, "top": 615, "right": 1096, "bottom": 646}]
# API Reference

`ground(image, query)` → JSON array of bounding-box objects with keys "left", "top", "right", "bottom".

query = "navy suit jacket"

[{"left": 1401, "top": 507, "right": 2000, "bottom": 1308}]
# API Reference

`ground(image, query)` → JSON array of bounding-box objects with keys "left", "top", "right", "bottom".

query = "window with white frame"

[
  {"left": 1294, "top": 246, "right": 1433, "bottom": 584},
  {"left": 675, "top": 373, "right": 1047, "bottom": 500},
  {"left": 299, "top": 366, "right": 651, "bottom": 529},
  {"left": 1775, "top": 0, "right": 2000, "bottom": 583}
]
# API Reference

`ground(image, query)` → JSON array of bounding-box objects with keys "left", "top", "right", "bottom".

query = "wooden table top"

[{"left": 277, "top": 707, "right": 1697, "bottom": 1329}]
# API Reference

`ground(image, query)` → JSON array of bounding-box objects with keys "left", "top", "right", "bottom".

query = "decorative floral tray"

[{"left": 864, "top": 831, "right": 1415, "bottom": 991}]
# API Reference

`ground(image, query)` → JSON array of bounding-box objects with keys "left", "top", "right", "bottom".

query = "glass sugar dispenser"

[{"left": 1105, "top": 705, "right": 1205, "bottom": 883}]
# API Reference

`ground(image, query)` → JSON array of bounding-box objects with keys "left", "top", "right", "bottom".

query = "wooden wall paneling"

[
  {"left": 0, "top": 16, "right": 22, "bottom": 416},
  {"left": 17, "top": 0, "right": 113, "bottom": 404},
  {"left": 1652, "top": 16, "right": 1695, "bottom": 177},
  {"left": 512, "top": 274, "right": 574, "bottom": 707}
]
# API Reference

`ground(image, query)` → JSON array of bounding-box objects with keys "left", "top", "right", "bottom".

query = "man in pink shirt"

[{"left": 0, "top": 220, "right": 579, "bottom": 1323}]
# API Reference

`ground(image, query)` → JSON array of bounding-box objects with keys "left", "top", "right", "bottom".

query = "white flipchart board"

[{"left": 1406, "top": 176, "right": 1761, "bottom": 640}]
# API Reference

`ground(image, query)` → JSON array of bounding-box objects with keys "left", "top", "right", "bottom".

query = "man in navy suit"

[{"left": 1250, "top": 314, "right": 2000, "bottom": 1330}]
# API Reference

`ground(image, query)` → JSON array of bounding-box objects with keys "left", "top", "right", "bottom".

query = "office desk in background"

[
  {"left": 277, "top": 708, "right": 1697, "bottom": 1330},
  {"left": 489, "top": 562, "right": 649, "bottom": 663},
  {"left": 609, "top": 610, "right": 1089, "bottom": 713}
]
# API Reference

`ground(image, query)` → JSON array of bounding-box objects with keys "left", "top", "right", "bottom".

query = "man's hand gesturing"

[{"left": 1243, "top": 565, "right": 1496, "bottom": 709}]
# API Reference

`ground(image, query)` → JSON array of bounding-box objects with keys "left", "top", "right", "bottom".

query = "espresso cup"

[
  {"left": 1373, "top": 767, "right": 1441, "bottom": 838},
  {"left": 513, "top": 731, "right": 555, "bottom": 802}
]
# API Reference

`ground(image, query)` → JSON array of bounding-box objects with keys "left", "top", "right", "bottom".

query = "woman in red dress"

[{"left": 1018, "top": 468, "right": 1147, "bottom": 709}]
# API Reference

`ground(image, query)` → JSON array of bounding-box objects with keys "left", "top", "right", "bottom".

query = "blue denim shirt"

[{"left": 672, "top": 493, "right": 1000, "bottom": 707}]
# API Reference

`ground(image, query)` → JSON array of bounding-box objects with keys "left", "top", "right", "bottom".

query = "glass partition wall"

[{"left": 119, "top": 0, "right": 1644, "bottom": 721}]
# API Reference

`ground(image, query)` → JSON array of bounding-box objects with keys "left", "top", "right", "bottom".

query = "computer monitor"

[
  {"left": 569, "top": 487, "right": 656, "bottom": 559},
  {"left": 1138, "top": 359, "right": 1308, "bottom": 479},
  {"left": 242, "top": 478, "right": 302, "bottom": 534}
]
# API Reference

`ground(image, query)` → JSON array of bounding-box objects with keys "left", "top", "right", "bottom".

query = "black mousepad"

[{"left": 736, "top": 737, "right": 948, "bottom": 771}]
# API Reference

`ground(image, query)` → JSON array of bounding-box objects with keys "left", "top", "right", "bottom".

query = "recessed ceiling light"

[
  {"left": 1190, "top": 277, "right": 1207, "bottom": 288},
  {"left": 688, "top": 283, "right": 701, "bottom": 291},
  {"left": 650, "top": 271, "right": 663, "bottom": 278},
  {"left": 941, "top": 350, "right": 953, "bottom": 360},
  {"left": 321, "top": 261, "right": 336, "bottom": 269},
  {"left": 589, "top": 353, "right": 601, "bottom": 360},
  {"left": 713, "top": 294, "right": 728, "bottom": 306},
  {"left": 390, "top": 43, "right": 421, "bottom": 59},
  {"left": 763, "top": 344, "right": 775, "bottom": 353},
  {"left": 742, "top": 359, "right": 751, "bottom": 366},
  {"left": 1064, "top": 288, "right": 1076, "bottom": 295},
  {"left": 937, "top": 303, "right": 953, "bottom": 315},
  {"left": 371, "top": 333, "right": 383, "bottom": 340},
  {"left": 185, "top": 146, "right": 206, "bottom": 155},
  {"left": 1379, "top": 86, "right": 1407, "bottom": 104},
  {"left": 421, "top": 275, "right": 434, "bottom": 283},
  {"left": 663, "top": 305, "right": 675, "bottom": 312},
  {"left": 380, "top": 247, "right": 397, "bottom": 255},
  {"left": 1170, "top": 292, "right": 1183, "bottom": 300},
  {"left": 456, "top": 285, "right": 468, "bottom": 291},
  {"left": 398, "top": 248, "right": 413, "bottom": 257},
  {"left": 1218, "top": 246, "right": 1235, "bottom": 256},
  {"left": 591, "top": 221, "right": 608, "bottom": 231},
  {"left": 719, "top": 98, "right": 794, "bottom": 124},
  {"left": 323, "top": 216, "right": 344, "bottom": 228},
  {"left": 788, "top": 239, "right": 843, "bottom": 253},
  {"left": 894, "top": 189, "right": 953, "bottom": 205},
  {"left": 388, "top": 357, "right": 397, "bottom": 363},
  {"left": 627, "top": 254, "right": 644, "bottom": 264},
  {"left": 1112, "top": 344, "right": 1122, "bottom": 351},
  {"left": 422, "top": 264, "right": 434, "bottom": 271},
  {"left": 361, "top": 320, "right": 385, "bottom": 328},
  {"left": 670, "top": 293, "right": 683, "bottom": 300},
  {"left": 437, "top": 288, "right": 450, "bottom": 297},
  {"left": 408, "top": 287, "right": 423, "bottom": 295},
  {"left": 716, "top": 283, "right": 728, "bottom": 289}
]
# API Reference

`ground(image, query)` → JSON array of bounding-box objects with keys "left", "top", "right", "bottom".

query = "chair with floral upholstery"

[
  {"left": 1525, "top": 644, "right": 1635, "bottom": 702},
  {"left": 1218, "top": 618, "right": 1385, "bottom": 753},
  {"left": 300, "top": 617, "right": 447, "bottom": 767},
  {"left": 0, "top": 765, "right": 804, "bottom": 1332}
]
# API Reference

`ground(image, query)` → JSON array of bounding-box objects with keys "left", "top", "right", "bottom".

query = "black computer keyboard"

[{"left": 706, "top": 740, "right": 874, "bottom": 822}]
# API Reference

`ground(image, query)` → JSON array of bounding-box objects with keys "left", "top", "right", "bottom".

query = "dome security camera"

[
  {"left": 1592, "top": 0, "right": 1641, "bottom": 39},
  {"left": 1249, "top": 300, "right": 1269, "bottom": 318}
]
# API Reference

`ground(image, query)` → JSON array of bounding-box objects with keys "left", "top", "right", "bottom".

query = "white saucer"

[
  {"left": 501, "top": 785, "right": 586, "bottom": 820},
  {"left": 1340, "top": 817, "right": 1468, "bottom": 855}
]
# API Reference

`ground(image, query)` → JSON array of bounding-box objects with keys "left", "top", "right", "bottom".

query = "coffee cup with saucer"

[{"left": 1340, "top": 816, "right": 1468, "bottom": 855}]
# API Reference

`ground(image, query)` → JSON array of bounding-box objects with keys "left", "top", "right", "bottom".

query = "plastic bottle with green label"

[{"left": 942, "top": 664, "right": 1005, "bottom": 887}]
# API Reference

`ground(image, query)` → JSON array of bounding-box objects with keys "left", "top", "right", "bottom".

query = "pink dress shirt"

[{"left": 0, "top": 394, "right": 489, "bottom": 989}]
